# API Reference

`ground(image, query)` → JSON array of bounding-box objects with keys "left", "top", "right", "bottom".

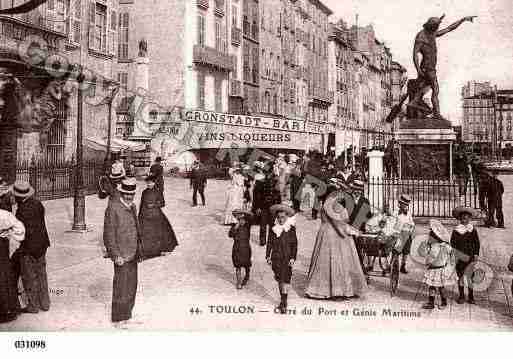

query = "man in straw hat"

[
  {"left": 451, "top": 206, "right": 480, "bottom": 304},
  {"left": 266, "top": 204, "right": 297, "bottom": 314},
  {"left": 346, "top": 179, "right": 373, "bottom": 277},
  {"left": 103, "top": 178, "right": 142, "bottom": 328},
  {"left": 10, "top": 181, "right": 50, "bottom": 314},
  {"left": 393, "top": 194, "right": 416, "bottom": 274},
  {"left": 409, "top": 14, "right": 476, "bottom": 121}
]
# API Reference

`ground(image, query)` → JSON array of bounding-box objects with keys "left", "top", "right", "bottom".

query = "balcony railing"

[
  {"left": 309, "top": 87, "right": 334, "bottom": 104},
  {"left": 229, "top": 79, "right": 243, "bottom": 98},
  {"left": 193, "top": 44, "right": 236, "bottom": 72},
  {"left": 197, "top": 0, "right": 209, "bottom": 9},
  {"left": 231, "top": 27, "right": 241, "bottom": 46}
]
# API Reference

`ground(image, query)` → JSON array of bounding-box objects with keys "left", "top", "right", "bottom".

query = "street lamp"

[{"left": 72, "top": 78, "right": 86, "bottom": 231}]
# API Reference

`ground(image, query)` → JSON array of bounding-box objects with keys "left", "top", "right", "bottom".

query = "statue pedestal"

[{"left": 396, "top": 118, "right": 456, "bottom": 180}]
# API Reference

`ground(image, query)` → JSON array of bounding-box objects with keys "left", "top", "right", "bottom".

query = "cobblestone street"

[{"left": 1, "top": 176, "right": 513, "bottom": 331}]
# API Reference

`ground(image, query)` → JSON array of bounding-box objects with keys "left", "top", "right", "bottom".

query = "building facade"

[
  {"left": 114, "top": 0, "right": 335, "bottom": 168},
  {"left": 0, "top": 0, "right": 118, "bottom": 180}
]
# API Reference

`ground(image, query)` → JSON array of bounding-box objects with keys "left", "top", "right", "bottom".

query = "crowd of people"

[{"left": 0, "top": 147, "right": 508, "bottom": 327}]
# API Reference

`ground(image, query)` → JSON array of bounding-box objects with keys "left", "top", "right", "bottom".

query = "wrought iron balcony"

[
  {"left": 231, "top": 27, "right": 241, "bottom": 46},
  {"left": 309, "top": 87, "right": 334, "bottom": 105},
  {"left": 197, "top": 0, "right": 209, "bottom": 9},
  {"left": 229, "top": 79, "right": 243, "bottom": 98},
  {"left": 193, "top": 44, "right": 236, "bottom": 72}
]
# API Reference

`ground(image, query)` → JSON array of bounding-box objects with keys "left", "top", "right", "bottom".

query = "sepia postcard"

[{"left": 0, "top": 1, "right": 513, "bottom": 349}]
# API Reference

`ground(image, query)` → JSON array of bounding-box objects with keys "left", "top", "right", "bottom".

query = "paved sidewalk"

[{"left": 1, "top": 177, "right": 513, "bottom": 331}]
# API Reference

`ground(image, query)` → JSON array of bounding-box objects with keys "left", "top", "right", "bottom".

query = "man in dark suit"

[
  {"left": 10, "top": 181, "right": 50, "bottom": 314},
  {"left": 103, "top": 178, "right": 142, "bottom": 328},
  {"left": 190, "top": 160, "right": 207, "bottom": 207},
  {"left": 486, "top": 170, "right": 504, "bottom": 228},
  {"left": 346, "top": 180, "right": 373, "bottom": 276},
  {"left": 252, "top": 161, "right": 281, "bottom": 246}
]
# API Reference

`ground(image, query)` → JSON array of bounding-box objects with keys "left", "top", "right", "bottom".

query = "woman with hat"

[
  {"left": 450, "top": 207, "right": 480, "bottom": 304},
  {"left": 422, "top": 219, "right": 457, "bottom": 309},
  {"left": 305, "top": 180, "right": 368, "bottom": 300},
  {"left": 139, "top": 175, "right": 178, "bottom": 259},
  {"left": 266, "top": 204, "right": 298, "bottom": 313},
  {"left": 228, "top": 209, "right": 253, "bottom": 289},
  {"left": 149, "top": 156, "right": 165, "bottom": 206},
  {"left": 224, "top": 164, "right": 246, "bottom": 225}
]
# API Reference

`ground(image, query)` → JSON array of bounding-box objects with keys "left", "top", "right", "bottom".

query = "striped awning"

[{"left": 86, "top": 136, "right": 146, "bottom": 153}]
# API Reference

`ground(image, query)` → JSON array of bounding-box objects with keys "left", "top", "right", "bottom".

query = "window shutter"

[
  {"left": 72, "top": 0, "right": 82, "bottom": 43},
  {"left": 88, "top": 1, "right": 96, "bottom": 50},
  {"left": 109, "top": 10, "right": 117, "bottom": 55}
]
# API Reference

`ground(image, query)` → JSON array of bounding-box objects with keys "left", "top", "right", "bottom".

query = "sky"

[{"left": 323, "top": 0, "right": 513, "bottom": 124}]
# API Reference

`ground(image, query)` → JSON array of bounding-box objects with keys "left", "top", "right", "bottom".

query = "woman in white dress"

[{"left": 224, "top": 166, "right": 246, "bottom": 225}]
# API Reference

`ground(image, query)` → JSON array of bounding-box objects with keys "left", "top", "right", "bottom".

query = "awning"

[{"left": 85, "top": 137, "right": 147, "bottom": 153}]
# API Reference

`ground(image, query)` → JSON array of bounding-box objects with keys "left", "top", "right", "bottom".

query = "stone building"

[
  {"left": 327, "top": 20, "right": 357, "bottom": 157},
  {"left": 0, "top": 0, "right": 119, "bottom": 181}
]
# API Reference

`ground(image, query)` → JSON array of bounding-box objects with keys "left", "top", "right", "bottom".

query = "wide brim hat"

[
  {"left": 117, "top": 178, "right": 137, "bottom": 194},
  {"left": 232, "top": 209, "right": 253, "bottom": 218},
  {"left": 144, "top": 174, "right": 157, "bottom": 182},
  {"left": 452, "top": 206, "right": 478, "bottom": 219},
  {"left": 270, "top": 204, "right": 295, "bottom": 217},
  {"left": 289, "top": 154, "right": 299, "bottom": 162},
  {"left": 350, "top": 180, "right": 365, "bottom": 191},
  {"left": 429, "top": 219, "right": 450, "bottom": 243},
  {"left": 12, "top": 180, "right": 35, "bottom": 198},
  {"left": 109, "top": 171, "right": 125, "bottom": 180},
  {"left": 399, "top": 194, "right": 412, "bottom": 206}
]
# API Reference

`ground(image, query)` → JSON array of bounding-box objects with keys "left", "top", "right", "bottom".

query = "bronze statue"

[{"left": 386, "top": 15, "right": 476, "bottom": 123}]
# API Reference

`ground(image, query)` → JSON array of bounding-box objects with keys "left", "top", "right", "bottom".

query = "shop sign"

[{"left": 184, "top": 110, "right": 323, "bottom": 134}]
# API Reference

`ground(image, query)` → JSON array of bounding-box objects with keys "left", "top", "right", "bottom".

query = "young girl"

[
  {"left": 266, "top": 204, "right": 298, "bottom": 314},
  {"left": 422, "top": 219, "right": 457, "bottom": 309},
  {"left": 229, "top": 209, "right": 253, "bottom": 289},
  {"left": 450, "top": 207, "right": 480, "bottom": 304}
]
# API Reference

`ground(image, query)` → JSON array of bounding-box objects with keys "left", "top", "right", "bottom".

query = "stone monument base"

[{"left": 396, "top": 118, "right": 456, "bottom": 180}]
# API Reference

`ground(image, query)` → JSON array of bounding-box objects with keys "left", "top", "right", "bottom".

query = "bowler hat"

[
  {"left": 270, "top": 204, "right": 295, "bottom": 217},
  {"left": 155, "top": 156, "right": 162, "bottom": 162},
  {"left": 12, "top": 180, "right": 35, "bottom": 198},
  {"left": 117, "top": 178, "right": 137, "bottom": 194},
  {"left": 350, "top": 180, "right": 365, "bottom": 192}
]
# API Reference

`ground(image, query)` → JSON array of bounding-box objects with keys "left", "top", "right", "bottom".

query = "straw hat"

[
  {"left": 109, "top": 162, "right": 126, "bottom": 179},
  {"left": 117, "top": 178, "right": 137, "bottom": 194},
  {"left": 270, "top": 204, "right": 295, "bottom": 217},
  {"left": 399, "top": 194, "right": 412, "bottom": 206},
  {"left": 452, "top": 206, "right": 478, "bottom": 219},
  {"left": 12, "top": 180, "right": 35, "bottom": 198},
  {"left": 232, "top": 209, "right": 252, "bottom": 218},
  {"left": 289, "top": 154, "right": 299, "bottom": 163},
  {"left": 429, "top": 219, "right": 450, "bottom": 243}
]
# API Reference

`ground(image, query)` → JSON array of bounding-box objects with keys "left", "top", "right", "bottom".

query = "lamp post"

[
  {"left": 105, "top": 83, "right": 120, "bottom": 162},
  {"left": 72, "top": 82, "right": 86, "bottom": 231}
]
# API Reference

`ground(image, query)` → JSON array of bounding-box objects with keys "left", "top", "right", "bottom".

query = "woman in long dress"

[
  {"left": 139, "top": 175, "right": 178, "bottom": 259},
  {"left": 224, "top": 167, "right": 246, "bottom": 225},
  {"left": 305, "top": 184, "right": 368, "bottom": 299}
]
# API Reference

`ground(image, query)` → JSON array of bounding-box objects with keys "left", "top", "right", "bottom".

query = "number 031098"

[{"left": 14, "top": 340, "right": 46, "bottom": 350}]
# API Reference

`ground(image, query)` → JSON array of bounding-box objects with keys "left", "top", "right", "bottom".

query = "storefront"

[{"left": 149, "top": 109, "right": 325, "bottom": 169}]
